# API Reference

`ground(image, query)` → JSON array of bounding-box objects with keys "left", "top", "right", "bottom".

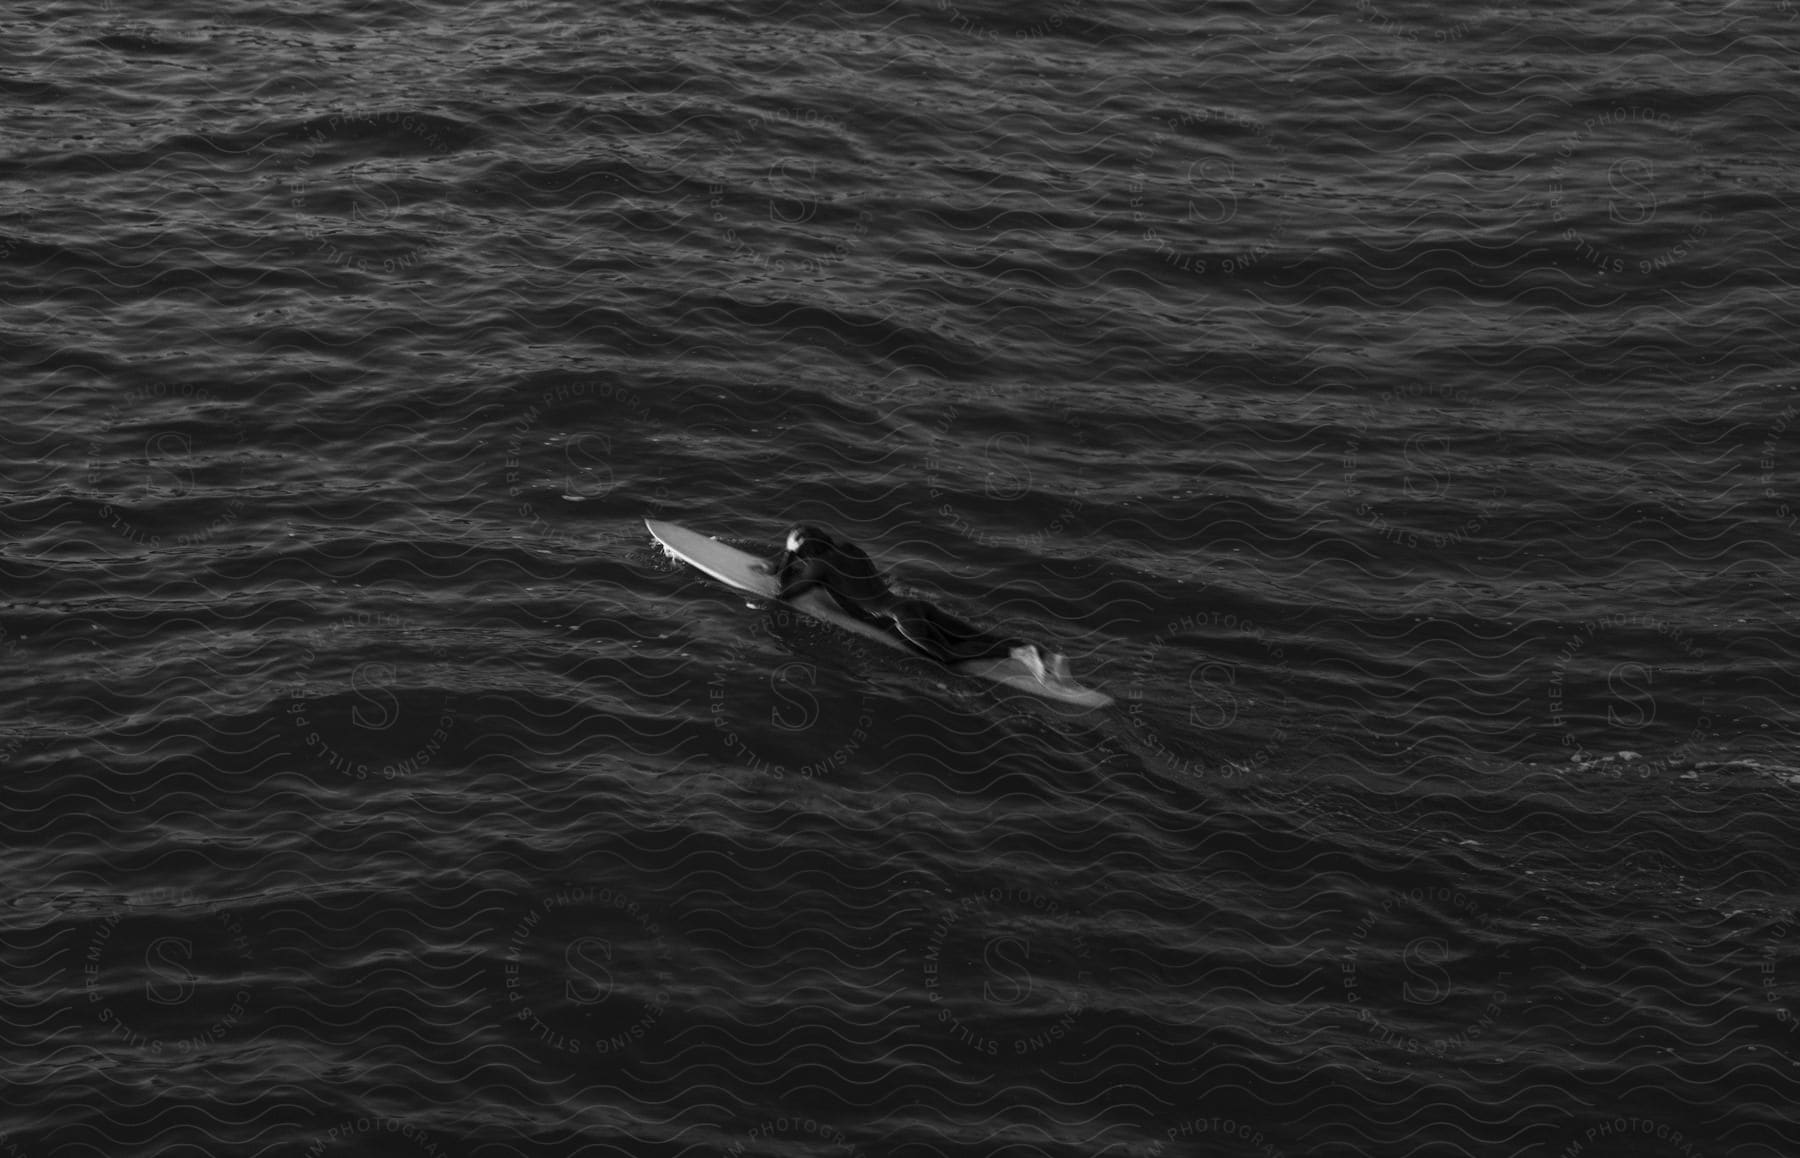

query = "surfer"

[{"left": 760, "top": 524, "right": 1069, "bottom": 684}]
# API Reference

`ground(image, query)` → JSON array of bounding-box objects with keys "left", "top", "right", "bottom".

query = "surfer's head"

[{"left": 784, "top": 524, "right": 834, "bottom": 555}]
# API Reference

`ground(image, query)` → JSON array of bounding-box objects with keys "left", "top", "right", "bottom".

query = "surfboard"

[{"left": 645, "top": 518, "right": 1113, "bottom": 709}]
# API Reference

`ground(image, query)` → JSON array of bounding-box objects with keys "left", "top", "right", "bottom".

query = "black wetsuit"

[{"left": 774, "top": 526, "right": 1023, "bottom": 665}]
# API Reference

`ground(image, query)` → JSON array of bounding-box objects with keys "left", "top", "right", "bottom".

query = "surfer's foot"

[
  {"left": 1008, "top": 645, "right": 1075, "bottom": 686},
  {"left": 1010, "top": 644, "right": 1049, "bottom": 684}
]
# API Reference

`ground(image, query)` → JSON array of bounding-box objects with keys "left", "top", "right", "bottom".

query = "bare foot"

[{"left": 1010, "top": 644, "right": 1049, "bottom": 683}]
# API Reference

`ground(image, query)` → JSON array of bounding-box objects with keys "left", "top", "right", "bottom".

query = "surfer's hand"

[{"left": 777, "top": 578, "right": 824, "bottom": 602}]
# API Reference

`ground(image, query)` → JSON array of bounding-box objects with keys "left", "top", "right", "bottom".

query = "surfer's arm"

[
  {"left": 777, "top": 576, "right": 827, "bottom": 600},
  {"left": 775, "top": 557, "right": 829, "bottom": 601}
]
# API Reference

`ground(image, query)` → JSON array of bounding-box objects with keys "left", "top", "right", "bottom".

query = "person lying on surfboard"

[{"left": 755, "top": 524, "right": 1072, "bottom": 686}]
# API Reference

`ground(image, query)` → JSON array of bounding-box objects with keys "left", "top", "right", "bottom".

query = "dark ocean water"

[{"left": 4, "top": 0, "right": 1799, "bottom": 1154}]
